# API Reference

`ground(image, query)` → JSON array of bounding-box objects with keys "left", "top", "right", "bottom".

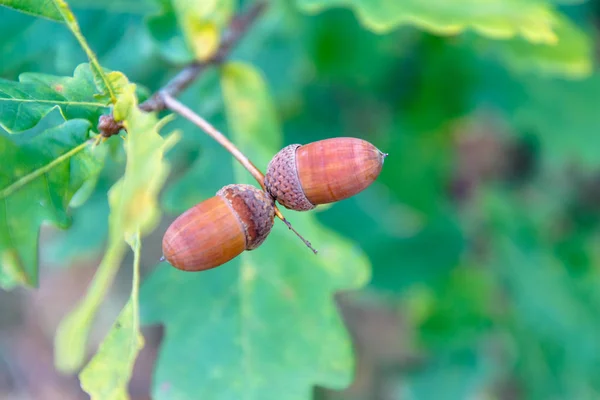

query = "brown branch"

[
  {"left": 98, "top": 1, "right": 317, "bottom": 254},
  {"left": 161, "top": 93, "right": 265, "bottom": 186},
  {"left": 139, "top": 2, "right": 267, "bottom": 112},
  {"left": 161, "top": 93, "right": 318, "bottom": 254}
]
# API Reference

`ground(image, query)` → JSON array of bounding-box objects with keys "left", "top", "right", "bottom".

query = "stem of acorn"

[
  {"left": 160, "top": 92, "right": 318, "bottom": 254},
  {"left": 277, "top": 211, "right": 318, "bottom": 254}
]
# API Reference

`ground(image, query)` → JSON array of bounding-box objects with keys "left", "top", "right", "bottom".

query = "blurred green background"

[{"left": 2, "top": 0, "right": 600, "bottom": 399}]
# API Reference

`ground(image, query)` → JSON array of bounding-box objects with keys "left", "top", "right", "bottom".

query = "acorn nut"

[
  {"left": 264, "top": 137, "right": 386, "bottom": 211},
  {"left": 162, "top": 184, "right": 275, "bottom": 271}
]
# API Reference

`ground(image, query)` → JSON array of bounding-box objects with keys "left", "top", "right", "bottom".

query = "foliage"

[
  {"left": 0, "top": 114, "right": 106, "bottom": 287},
  {"left": 1, "top": 0, "right": 600, "bottom": 399},
  {"left": 141, "top": 63, "right": 369, "bottom": 399},
  {"left": 54, "top": 75, "right": 178, "bottom": 379},
  {"left": 298, "top": 0, "right": 564, "bottom": 41}
]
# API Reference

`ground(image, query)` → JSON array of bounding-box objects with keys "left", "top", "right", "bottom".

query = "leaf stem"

[
  {"left": 139, "top": 1, "right": 266, "bottom": 112},
  {"left": 131, "top": 233, "right": 141, "bottom": 315},
  {"left": 0, "top": 140, "right": 91, "bottom": 199},
  {"left": 161, "top": 92, "right": 317, "bottom": 254},
  {"left": 54, "top": 237, "right": 127, "bottom": 372},
  {"left": 129, "top": 231, "right": 142, "bottom": 355},
  {"left": 52, "top": 0, "right": 117, "bottom": 103}
]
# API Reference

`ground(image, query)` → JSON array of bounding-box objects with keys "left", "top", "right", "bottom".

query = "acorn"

[
  {"left": 162, "top": 184, "right": 275, "bottom": 271},
  {"left": 264, "top": 137, "right": 386, "bottom": 211}
]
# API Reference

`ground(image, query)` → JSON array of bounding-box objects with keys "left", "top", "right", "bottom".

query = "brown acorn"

[
  {"left": 264, "top": 137, "right": 386, "bottom": 211},
  {"left": 162, "top": 184, "right": 275, "bottom": 271}
]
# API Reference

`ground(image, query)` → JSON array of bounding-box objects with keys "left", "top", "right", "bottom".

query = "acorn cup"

[
  {"left": 264, "top": 137, "right": 386, "bottom": 211},
  {"left": 162, "top": 184, "right": 275, "bottom": 271}
]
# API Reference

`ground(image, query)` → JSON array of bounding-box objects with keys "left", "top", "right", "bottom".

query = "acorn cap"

[
  {"left": 265, "top": 138, "right": 385, "bottom": 211},
  {"left": 264, "top": 144, "right": 316, "bottom": 211},
  {"left": 217, "top": 184, "right": 275, "bottom": 250}
]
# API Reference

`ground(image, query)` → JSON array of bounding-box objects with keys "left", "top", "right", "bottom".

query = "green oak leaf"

[
  {"left": 141, "top": 62, "right": 370, "bottom": 399},
  {"left": 79, "top": 233, "right": 144, "bottom": 400},
  {"left": 487, "top": 13, "right": 592, "bottom": 78},
  {"left": 296, "top": 0, "right": 564, "bottom": 43},
  {"left": 54, "top": 76, "right": 179, "bottom": 374},
  {"left": 0, "top": 63, "right": 109, "bottom": 133},
  {"left": 0, "top": 116, "right": 106, "bottom": 288},
  {"left": 0, "top": 0, "right": 62, "bottom": 21}
]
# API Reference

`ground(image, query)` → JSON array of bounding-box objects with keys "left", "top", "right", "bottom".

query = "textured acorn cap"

[
  {"left": 265, "top": 138, "right": 385, "bottom": 211},
  {"left": 264, "top": 144, "right": 316, "bottom": 211},
  {"left": 217, "top": 184, "right": 275, "bottom": 250}
]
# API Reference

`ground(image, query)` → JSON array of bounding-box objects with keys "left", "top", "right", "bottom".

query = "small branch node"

[{"left": 98, "top": 114, "right": 123, "bottom": 138}]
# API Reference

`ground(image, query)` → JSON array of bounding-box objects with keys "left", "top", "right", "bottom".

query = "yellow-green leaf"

[
  {"left": 54, "top": 76, "right": 179, "bottom": 372},
  {"left": 54, "top": 238, "right": 127, "bottom": 372},
  {"left": 171, "top": 0, "right": 235, "bottom": 60},
  {"left": 297, "top": 0, "right": 563, "bottom": 43},
  {"left": 489, "top": 13, "right": 592, "bottom": 79},
  {"left": 79, "top": 234, "right": 144, "bottom": 400}
]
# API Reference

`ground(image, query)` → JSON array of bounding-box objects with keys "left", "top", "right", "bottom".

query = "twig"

[
  {"left": 161, "top": 93, "right": 318, "bottom": 254},
  {"left": 161, "top": 92, "right": 265, "bottom": 185},
  {"left": 139, "top": 2, "right": 266, "bottom": 112},
  {"left": 97, "top": 2, "right": 317, "bottom": 254}
]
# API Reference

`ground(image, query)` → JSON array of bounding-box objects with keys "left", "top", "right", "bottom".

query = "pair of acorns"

[{"left": 162, "top": 137, "right": 386, "bottom": 271}]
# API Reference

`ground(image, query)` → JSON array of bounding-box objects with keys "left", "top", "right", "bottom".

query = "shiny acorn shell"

[
  {"left": 264, "top": 137, "right": 385, "bottom": 211},
  {"left": 162, "top": 184, "right": 275, "bottom": 271}
]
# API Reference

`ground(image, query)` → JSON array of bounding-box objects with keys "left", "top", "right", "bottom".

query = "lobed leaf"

[
  {"left": 0, "top": 115, "right": 106, "bottom": 288},
  {"left": 0, "top": 63, "right": 109, "bottom": 133},
  {"left": 487, "top": 13, "right": 592, "bottom": 79},
  {"left": 79, "top": 234, "right": 144, "bottom": 400},
  {"left": 0, "top": 0, "right": 62, "bottom": 21},
  {"left": 54, "top": 75, "right": 179, "bottom": 373},
  {"left": 141, "top": 62, "right": 370, "bottom": 399},
  {"left": 296, "top": 0, "right": 564, "bottom": 43}
]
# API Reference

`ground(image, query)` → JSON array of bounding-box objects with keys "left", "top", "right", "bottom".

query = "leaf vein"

[
  {"left": 0, "top": 98, "right": 106, "bottom": 107},
  {"left": 0, "top": 140, "right": 91, "bottom": 199}
]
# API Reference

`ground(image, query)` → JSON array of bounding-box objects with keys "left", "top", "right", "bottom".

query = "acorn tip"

[{"left": 159, "top": 255, "right": 166, "bottom": 262}]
